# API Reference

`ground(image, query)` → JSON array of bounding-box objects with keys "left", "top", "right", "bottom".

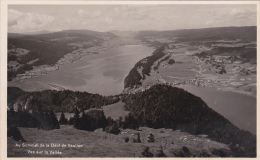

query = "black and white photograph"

[{"left": 1, "top": 0, "right": 259, "bottom": 158}]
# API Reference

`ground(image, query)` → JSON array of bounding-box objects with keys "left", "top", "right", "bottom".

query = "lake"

[
  {"left": 178, "top": 85, "right": 256, "bottom": 134},
  {"left": 24, "top": 44, "right": 154, "bottom": 95}
]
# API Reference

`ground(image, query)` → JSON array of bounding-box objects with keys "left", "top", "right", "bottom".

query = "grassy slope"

[
  {"left": 101, "top": 101, "right": 129, "bottom": 120},
  {"left": 8, "top": 125, "right": 230, "bottom": 157},
  {"left": 56, "top": 101, "right": 128, "bottom": 121}
]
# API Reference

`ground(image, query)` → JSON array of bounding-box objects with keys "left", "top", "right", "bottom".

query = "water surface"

[
  {"left": 26, "top": 45, "right": 154, "bottom": 95},
  {"left": 178, "top": 85, "right": 256, "bottom": 134}
]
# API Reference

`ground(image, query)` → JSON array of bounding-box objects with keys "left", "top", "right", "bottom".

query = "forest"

[
  {"left": 124, "top": 44, "right": 167, "bottom": 88},
  {"left": 8, "top": 87, "right": 120, "bottom": 113},
  {"left": 121, "top": 84, "right": 256, "bottom": 157}
]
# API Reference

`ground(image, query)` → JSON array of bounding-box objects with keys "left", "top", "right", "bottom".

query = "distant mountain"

[
  {"left": 8, "top": 33, "right": 26, "bottom": 38},
  {"left": 137, "top": 26, "right": 256, "bottom": 42},
  {"left": 8, "top": 30, "right": 54, "bottom": 38},
  {"left": 23, "top": 30, "right": 53, "bottom": 35},
  {"left": 109, "top": 30, "right": 138, "bottom": 37},
  {"left": 9, "top": 30, "right": 116, "bottom": 41},
  {"left": 8, "top": 29, "right": 117, "bottom": 41},
  {"left": 63, "top": 29, "right": 117, "bottom": 38}
]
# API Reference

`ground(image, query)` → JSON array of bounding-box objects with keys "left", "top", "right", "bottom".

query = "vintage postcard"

[{"left": 0, "top": 0, "right": 259, "bottom": 159}]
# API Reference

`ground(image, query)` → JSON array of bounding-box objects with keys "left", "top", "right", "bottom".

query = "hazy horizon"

[
  {"left": 8, "top": 4, "right": 256, "bottom": 33},
  {"left": 8, "top": 25, "right": 257, "bottom": 34}
]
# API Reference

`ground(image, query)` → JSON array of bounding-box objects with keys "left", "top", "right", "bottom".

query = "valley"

[
  {"left": 123, "top": 27, "right": 256, "bottom": 134},
  {"left": 8, "top": 35, "right": 154, "bottom": 95},
  {"left": 7, "top": 26, "right": 257, "bottom": 157}
]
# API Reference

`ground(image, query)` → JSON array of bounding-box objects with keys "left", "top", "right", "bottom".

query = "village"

[{"left": 123, "top": 35, "right": 256, "bottom": 98}]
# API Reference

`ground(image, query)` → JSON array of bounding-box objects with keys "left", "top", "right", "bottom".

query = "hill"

[
  {"left": 8, "top": 87, "right": 120, "bottom": 113},
  {"left": 8, "top": 125, "right": 233, "bottom": 157},
  {"left": 136, "top": 26, "right": 256, "bottom": 44},
  {"left": 7, "top": 84, "right": 256, "bottom": 157},
  {"left": 62, "top": 30, "right": 117, "bottom": 39},
  {"left": 124, "top": 44, "right": 167, "bottom": 88},
  {"left": 20, "top": 30, "right": 53, "bottom": 35},
  {"left": 109, "top": 30, "right": 138, "bottom": 37},
  {"left": 121, "top": 84, "right": 256, "bottom": 157},
  {"left": 7, "top": 30, "right": 117, "bottom": 80}
]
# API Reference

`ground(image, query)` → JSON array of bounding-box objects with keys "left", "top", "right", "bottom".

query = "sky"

[{"left": 8, "top": 4, "right": 257, "bottom": 33}]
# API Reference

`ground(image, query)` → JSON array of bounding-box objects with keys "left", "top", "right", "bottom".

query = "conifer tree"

[
  {"left": 80, "top": 112, "right": 89, "bottom": 130},
  {"left": 156, "top": 145, "right": 166, "bottom": 157},
  {"left": 49, "top": 110, "right": 60, "bottom": 129},
  {"left": 142, "top": 147, "right": 154, "bottom": 157},
  {"left": 73, "top": 108, "right": 81, "bottom": 129},
  {"left": 137, "top": 132, "right": 141, "bottom": 143},
  {"left": 68, "top": 117, "right": 74, "bottom": 125},
  {"left": 42, "top": 112, "right": 50, "bottom": 130},
  {"left": 117, "top": 116, "right": 123, "bottom": 128},
  {"left": 123, "top": 113, "right": 139, "bottom": 129},
  {"left": 59, "top": 112, "right": 68, "bottom": 124}
]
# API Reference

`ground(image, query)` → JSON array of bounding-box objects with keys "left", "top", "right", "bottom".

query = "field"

[
  {"left": 55, "top": 101, "right": 129, "bottom": 121},
  {"left": 101, "top": 101, "right": 129, "bottom": 120},
  {"left": 139, "top": 41, "right": 257, "bottom": 97}
]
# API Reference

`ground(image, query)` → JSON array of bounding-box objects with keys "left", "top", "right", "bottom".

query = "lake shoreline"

[
  {"left": 177, "top": 84, "right": 256, "bottom": 135},
  {"left": 8, "top": 39, "right": 155, "bottom": 95}
]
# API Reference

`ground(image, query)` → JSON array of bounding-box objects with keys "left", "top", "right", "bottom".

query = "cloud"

[
  {"left": 204, "top": 7, "right": 256, "bottom": 27},
  {"left": 105, "top": 17, "right": 113, "bottom": 24},
  {"left": 8, "top": 9, "right": 23, "bottom": 26},
  {"left": 8, "top": 9, "right": 54, "bottom": 32},
  {"left": 8, "top": 5, "right": 257, "bottom": 32},
  {"left": 92, "top": 10, "right": 102, "bottom": 18},
  {"left": 230, "top": 8, "right": 255, "bottom": 18},
  {"left": 114, "top": 6, "right": 151, "bottom": 20},
  {"left": 205, "top": 20, "right": 214, "bottom": 25},
  {"left": 75, "top": 9, "right": 102, "bottom": 18},
  {"left": 76, "top": 9, "right": 87, "bottom": 16}
]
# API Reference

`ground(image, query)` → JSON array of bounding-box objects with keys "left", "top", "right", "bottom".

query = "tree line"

[
  {"left": 61, "top": 108, "right": 139, "bottom": 135},
  {"left": 8, "top": 87, "right": 120, "bottom": 113}
]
